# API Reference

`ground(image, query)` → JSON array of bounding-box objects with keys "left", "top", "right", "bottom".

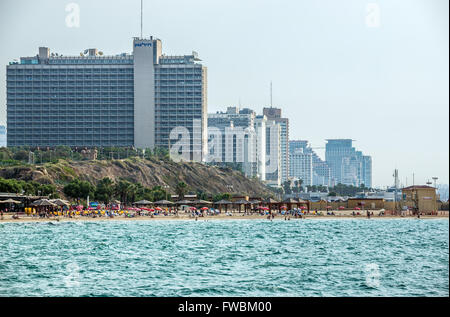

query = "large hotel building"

[{"left": 6, "top": 37, "right": 208, "bottom": 161}]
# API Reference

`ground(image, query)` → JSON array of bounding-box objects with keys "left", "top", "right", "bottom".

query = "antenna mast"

[
  {"left": 140, "top": 0, "right": 143, "bottom": 38},
  {"left": 270, "top": 81, "right": 273, "bottom": 107}
]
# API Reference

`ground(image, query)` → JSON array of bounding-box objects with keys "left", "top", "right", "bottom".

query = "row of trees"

[
  {"left": 62, "top": 178, "right": 238, "bottom": 205},
  {"left": 282, "top": 179, "right": 305, "bottom": 195},
  {"left": 62, "top": 178, "right": 171, "bottom": 205},
  {"left": 0, "top": 177, "right": 59, "bottom": 198},
  {"left": 0, "top": 146, "right": 171, "bottom": 166},
  {"left": 282, "top": 180, "right": 370, "bottom": 197},
  {"left": 328, "top": 183, "right": 369, "bottom": 197}
]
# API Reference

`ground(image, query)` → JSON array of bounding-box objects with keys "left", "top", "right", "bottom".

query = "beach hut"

[
  {"left": 31, "top": 199, "right": 57, "bottom": 217},
  {"left": 213, "top": 199, "right": 232, "bottom": 213},
  {"left": 262, "top": 198, "right": 278, "bottom": 213},
  {"left": 296, "top": 199, "right": 310, "bottom": 212},
  {"left": 233, "top": 199, "right": 250, "bottom": 213}
]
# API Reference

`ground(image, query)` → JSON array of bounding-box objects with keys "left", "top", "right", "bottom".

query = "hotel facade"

[{"left": 6, "top": 37, "right": 207, "bottom": 161}]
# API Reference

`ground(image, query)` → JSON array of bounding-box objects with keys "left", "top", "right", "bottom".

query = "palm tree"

[
  {"left": 298, "top": 179, "right": 304, "bottom": 192},
  {"left": 175, "top": 182, "right": 188, "bottom": 200},
  {"left": 114, "top": 180, "right": 133, "bottom": 205}
]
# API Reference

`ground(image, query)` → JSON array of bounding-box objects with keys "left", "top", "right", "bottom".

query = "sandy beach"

[{"left": 1, "top": 211, "right": 448, "bottom": 223}]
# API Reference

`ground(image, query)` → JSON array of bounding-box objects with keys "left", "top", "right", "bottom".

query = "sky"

[{"left": 0, "top": 0, "right": 448, "bottom": 187}]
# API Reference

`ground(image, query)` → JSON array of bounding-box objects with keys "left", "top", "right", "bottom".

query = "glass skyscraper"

[{"left": 325, "top": 139, "right": 372, "bottom": 187}]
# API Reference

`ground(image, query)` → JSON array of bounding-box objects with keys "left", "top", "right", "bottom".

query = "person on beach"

[{"left": 367, "top": 210, "right": 370, "bottom": 219}]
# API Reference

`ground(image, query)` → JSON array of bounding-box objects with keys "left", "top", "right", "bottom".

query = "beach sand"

[{"left": 0, "top": 211, "right": 448, "bottom": 223}]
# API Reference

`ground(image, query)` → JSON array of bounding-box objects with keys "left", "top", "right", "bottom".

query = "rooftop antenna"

[
  {"left": 270, "top": 81, "right": 273, "bottom": 107},
  {"left": 140, "top": 0, "right": 143, "bottom": 39}
]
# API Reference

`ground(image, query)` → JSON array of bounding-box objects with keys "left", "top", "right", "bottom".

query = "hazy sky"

[{"left": 0, "top": 0, "right": 448, "bottom": 187}]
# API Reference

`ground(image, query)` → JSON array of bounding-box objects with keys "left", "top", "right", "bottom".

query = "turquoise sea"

[{"left": 0, "top": 219, "right": 448, "bottom": 297}]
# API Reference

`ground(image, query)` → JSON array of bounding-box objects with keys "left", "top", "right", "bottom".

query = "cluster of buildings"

[
  {"left": 4, "top": 35, "right": 372, "bottom": 189},
  {"left": 206, "top": 106, "right": 372, "bottom": 188},
  {"left": 288, "top": 139, "right": 372, "bottom": 188}
]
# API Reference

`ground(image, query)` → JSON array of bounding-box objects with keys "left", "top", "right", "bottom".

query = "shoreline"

[{"left": 0, "top": 213, "right": 448, "bottom": 223}]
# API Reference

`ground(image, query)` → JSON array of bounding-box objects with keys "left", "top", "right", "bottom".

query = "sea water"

[{"left": 0, "top": 219, "right": 448, "bottom": 296}]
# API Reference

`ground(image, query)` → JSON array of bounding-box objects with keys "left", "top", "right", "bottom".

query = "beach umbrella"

[
  {"left": 280, "top": 206, "right": 287, "bottom": 209},
  {"left": 0, "top": 199, "right": 21, "bottom": 204},
  {"left": 155, "top": 207, "right": 163, "bottom": 211},
  {"left": 300, "top": 206, "right": 307, "bottom": 210},
  {"left": 233, "top": 199, "right": 250, "bottom": 204},
  {"left": 154, "top": 200, "right": 174, "bottom": 205},
  {"left": 192, "top": 199, "right": 212, "bottom": 205},
  {"left": 201, "top": 207, "right": 209, "bottom": 210},
  {"left": 31, "top": 199, "right": 57, "bottom": 207},
  {"left": 339, "top": 206, "right": 345, "bottom": 210},
  {"left": 134, "top": 200, "right": 153, "bottom": 205},
  {"left": 176, "top": 199, "right": 193, "bottom": 205},
  {"left": 189, "top": 207, "right": 197, "bottom": 211},
  {"left": 354, "top": 207, "right": 361, "bottom": 210},
  {"left": 214, "top": 199, "right": 232, "bottom": 205}
]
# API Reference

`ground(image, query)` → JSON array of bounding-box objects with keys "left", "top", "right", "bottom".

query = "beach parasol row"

[{"left": 0, "top": 199, "right": 22, "bottom": 204}]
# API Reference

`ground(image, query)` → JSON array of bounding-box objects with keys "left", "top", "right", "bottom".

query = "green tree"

[
  {"left": 175, "top": 182, "right": 188, "bottom": 199},
  {"left": 282, "top": 181, "right": 292, "bottom": 195},
  {"left": 114, "top": 180, "right": 134, "bottom": 205},
  {"left": 95, "top": 177, "right": 115, "bottom": 204},
  {"left": 0, "top": 177, "right": 22, "bottom": 193},
  {"left": 13, "top": 150, "right": 29, "bottom": 162},
  {"left": 151, "top": 186, "right": 167, "bottom": 201},
  {"left": 63, "top": 179, "right": 94, "bottom": 203}
]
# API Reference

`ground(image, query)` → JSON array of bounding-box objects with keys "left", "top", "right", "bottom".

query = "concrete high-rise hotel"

[
  {"left": 263, "top": 107, "right": 288, "bottom": 184},
  {"left": 6, "top": 37, "right": 208, "bottom": 161}
]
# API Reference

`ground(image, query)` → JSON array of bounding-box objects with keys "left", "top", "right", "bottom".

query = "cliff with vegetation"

[{"left": 0, "top": 156, "right": 274, "bottom": 200}]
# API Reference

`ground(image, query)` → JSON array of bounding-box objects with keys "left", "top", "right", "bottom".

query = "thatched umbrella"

[
  {"left": 154, "top": 200, "right": 174, "bottom": 205},
  {"left": 192, "top": 200, "right": 212, "bottom": 205},
  {"left": 0, "top": 199, "right": 22, "bottom": 217},
  {"left": 0, "top": 199, "right": 21, "bottom": 204},
  {"left": 134, "top": 199, "right": 153, "bottom": 205},
  {"left": 31, "top": 199, "right": 57, "bottom": 206},
  {"left": 50, "top": 199, "right": 70, "bottom": 207},
  {"left": 176, "top": 199, "right": 193, "bottom": 205}
]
